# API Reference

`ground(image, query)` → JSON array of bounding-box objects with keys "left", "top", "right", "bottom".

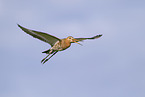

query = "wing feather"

[
  {"left": 75, "top": 34, "right": 102, "bottom": 42},
  {"left": 18, "top": 24, "right": 60, "bottom": 46}
]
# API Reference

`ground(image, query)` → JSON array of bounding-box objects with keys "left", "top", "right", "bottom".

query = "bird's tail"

[
  {"left": 42, "top": 49, "right": 55, "bottom": 54},
  {"left": 42, "top": 49, "right": 50, "bottom": 54}
]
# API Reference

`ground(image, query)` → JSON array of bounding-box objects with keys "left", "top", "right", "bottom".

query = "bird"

[{"left": 18, "top": 24, "right": 102, "bottom": 64}]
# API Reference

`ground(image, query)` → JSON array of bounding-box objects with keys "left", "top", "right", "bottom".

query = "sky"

[{"left": 0, "top": 0, "right": 145, "bottom": 97}]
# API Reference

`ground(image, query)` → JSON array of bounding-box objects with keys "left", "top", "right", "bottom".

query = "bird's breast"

[
  {"left": 61, "top": 39, "right": 71, "bottom": 50},
  {"left": 52, "top": 40, "right": 71, "bottom": 51}
]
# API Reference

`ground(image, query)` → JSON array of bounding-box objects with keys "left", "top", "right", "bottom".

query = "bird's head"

[{"left": 66, "top": 36, "right": 82, "bottom": 45}]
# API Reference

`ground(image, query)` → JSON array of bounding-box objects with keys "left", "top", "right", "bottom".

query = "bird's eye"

[{"left": 69, "top": 37, "right": 71, "bottom": 39}]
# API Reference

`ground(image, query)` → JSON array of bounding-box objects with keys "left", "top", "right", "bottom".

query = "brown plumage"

[{"left": 18, "top": 24, "right": 102, "bottom": 64}]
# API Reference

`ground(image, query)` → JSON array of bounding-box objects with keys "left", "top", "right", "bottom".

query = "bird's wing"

[
  {"left": 75, "top": 34, "right": 102, "bottom": 42},
  {"left": 18, "top": 24, "right": 61, "bottom": 47}
]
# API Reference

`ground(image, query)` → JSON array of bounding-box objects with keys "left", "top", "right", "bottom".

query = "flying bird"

[{"left": 18, "top": 24, "right": 102, "bottom": 64}]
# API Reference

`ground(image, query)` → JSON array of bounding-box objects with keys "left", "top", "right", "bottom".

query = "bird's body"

[
  {"left": 18, "top": 24, "right": 102, "bottom": 64},
  {"left": 51, "top": 37, "right": 71, "bottom": 51}
]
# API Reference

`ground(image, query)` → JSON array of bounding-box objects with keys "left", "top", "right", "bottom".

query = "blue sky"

[{"left": 0, "top": 0, "right": 145, "bottom": 97}]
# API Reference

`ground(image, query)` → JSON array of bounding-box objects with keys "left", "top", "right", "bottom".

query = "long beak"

[{"left": 73, "top": 39, "right": 83, "bottom": 46}]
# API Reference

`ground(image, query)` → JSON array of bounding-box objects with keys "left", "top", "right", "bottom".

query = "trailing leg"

[
  {"left": 41, "top": 49, "right": 55, "bottom": 63},
  {"left": 41, "top": 53, "right": 51, "bottom": 63},
  {"left": 42, "top": 51, "right": 58, "bottom": 64}
]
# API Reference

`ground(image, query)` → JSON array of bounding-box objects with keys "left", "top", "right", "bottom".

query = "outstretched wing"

[
  {"left": 75, "top": 34, "right": 102, "bottom": 42},
  {"left": 18, "top": 24, "right": 60, "bottom": 47}
]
